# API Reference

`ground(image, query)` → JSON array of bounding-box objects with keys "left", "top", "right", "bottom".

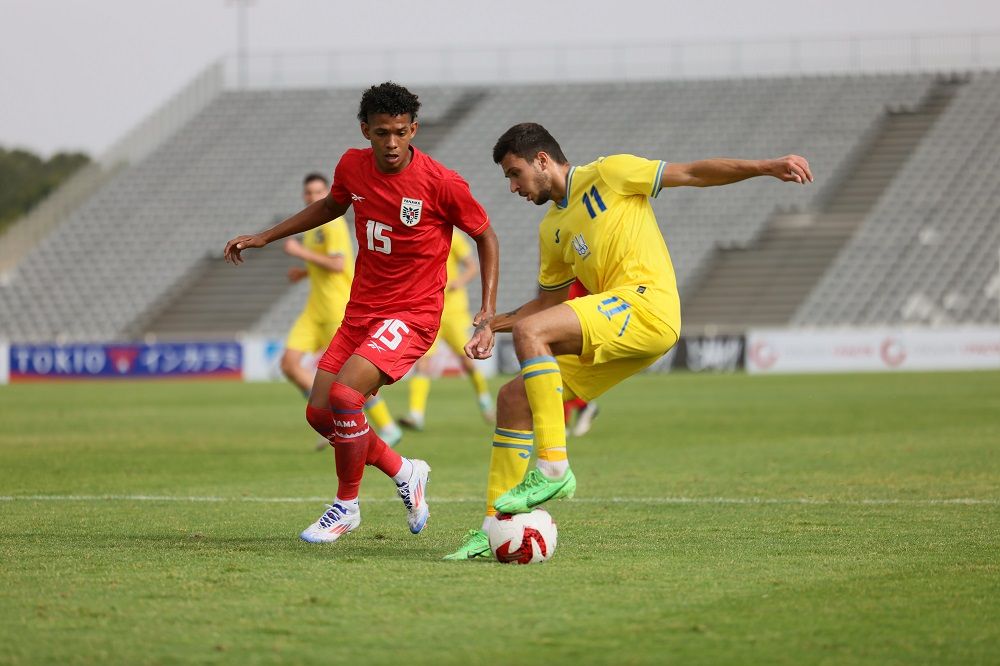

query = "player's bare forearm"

[
  {"left": 472, "top": 227, "right": 499, "bottom": 324},
  {"left": 262, "top": 197, "right": 347, "bottom": 244},
  {"left": 224, "top": 194, "right": 349, "bottom": 265},
  {"left": 463, "top": 227, "right": 500, "bottom": 360},
  {"left": 289, "top": 243, "right": 344, "bottom": 273},
  {"left": 662, "top": 155, "right": 813, "bottom": 188},
  {"left": 492, "top": 287, "right": 569, "bottom": 333}
]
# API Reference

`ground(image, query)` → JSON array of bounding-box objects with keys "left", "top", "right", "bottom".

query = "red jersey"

[{"left": 329, "top": 146, "right": 490, "bottom": 329}]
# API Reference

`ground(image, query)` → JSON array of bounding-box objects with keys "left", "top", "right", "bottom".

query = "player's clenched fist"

[
  {"left": 764, "top": 155, "right": 813, "bottom": 184},
  {"left": 224, "top": 234, "right": 267, "bottom": 265},
  {"left": 465, "top": 314, "right": 495, "bottom": 360}
]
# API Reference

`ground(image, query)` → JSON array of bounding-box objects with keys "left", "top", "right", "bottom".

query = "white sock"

[
  {"left": 481, "top": 515, "right": 497, "bottom": 533},
  {"left": 536, "top": 458, "right": 569, "bottom": 479},
  {"left": 393, "top": 458, "right": 414, "bottom": 485},
  {"left": 335, "top": 497, "right": 359, "bottom": 513}
]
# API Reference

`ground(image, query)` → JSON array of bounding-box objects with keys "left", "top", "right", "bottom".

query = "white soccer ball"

[{"left": 488, "top": 509, "right": 558, "bottom": 564}]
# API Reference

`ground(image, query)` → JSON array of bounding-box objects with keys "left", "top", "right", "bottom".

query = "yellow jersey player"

[
  {"left": 445, "top": 123, "right": 812, "bottom": 559},
  {"left": 281, "top": 173, "right": 402, "bottom": 449},
  {"left": 398, "top": 229, "right": 494, "bottom": 430}
]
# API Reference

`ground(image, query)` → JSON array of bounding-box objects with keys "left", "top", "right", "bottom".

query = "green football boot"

[
  {"left": 442, "top": 529, "right": 491, "bottom": 560},
  {"left": 493, "top": 468, "right": 577, "bottom": 514}
]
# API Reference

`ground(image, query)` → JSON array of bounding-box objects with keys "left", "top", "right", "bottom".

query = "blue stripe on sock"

[
  {"left": 492, "top": 442, "right": 533, "bottom": 452},
  {"left": 523, "top": 368, "right": 560, "bottom": 380},
  {"left": 333, "top": 408, "right": 363, "bottom": 415},
  {"left": 495, "top": 428, "right": 534, "bottom": 440},
  {"left": 519, "top": 355, "right": 557, "bottom": 369}
]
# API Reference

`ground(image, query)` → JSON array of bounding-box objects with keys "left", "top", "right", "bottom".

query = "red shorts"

[
  {"left": 317, "top": 315, "right": 438, "bottom": 383},
  {"left": 568, "top": 279, "right": 589, "bottom": 300}
]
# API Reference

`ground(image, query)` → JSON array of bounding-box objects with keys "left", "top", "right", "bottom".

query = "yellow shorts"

[
  {"left": 285, "top": 308, "right": 342, "bottom": 354},
  {"left": 559, "top": 287, "right": 679, "bottom": 401},
  {"left": 427, "top": 306, "right": 472, "bottom": 356}
]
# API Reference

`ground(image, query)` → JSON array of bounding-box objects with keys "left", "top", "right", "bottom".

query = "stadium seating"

[
  {"left": 794, "top": 72, "right": 1000, "bottom": 326},
  {"left": 1, "top": 71, "right": 996, "bottom": 342}
]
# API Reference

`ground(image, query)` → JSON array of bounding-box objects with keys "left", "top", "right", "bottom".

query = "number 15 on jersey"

[{"left": 366, "top": 220, "right": 392, "bottom": 254}]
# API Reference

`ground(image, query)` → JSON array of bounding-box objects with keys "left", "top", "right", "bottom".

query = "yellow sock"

[
  {"left": 409, "top": 375, "right": 431, "bottom": 417},
  {"left": 520, "top": 355, "right": 567, "bottom": 463},
  {"left": 470, "top": 369, "right": 489, "bottom": 399},
  {"left": 364, "top": 395, "right": 394, "bottom": 432},
  {"left": 486, "top": 427, "right": 533, "bottom": 516}
]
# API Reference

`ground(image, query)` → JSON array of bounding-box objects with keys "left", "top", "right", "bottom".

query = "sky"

[{"left": 1, "top": 0, "right": 997, "bottom": 156}]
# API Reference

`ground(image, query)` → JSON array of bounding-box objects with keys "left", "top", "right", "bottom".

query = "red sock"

[
  {"left": 563, "top": 401, "right": 573, "bottom": 425},
  {"left": 328, "top": 382, "right": 370, "bottom": 501},
  {"left": 366, "top": 431, "right": 403, "bottom": 477}
]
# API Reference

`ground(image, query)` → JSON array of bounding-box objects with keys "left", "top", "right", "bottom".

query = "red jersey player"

[{"left": 224, "top": 82, "right": 499, "bottom": 545}]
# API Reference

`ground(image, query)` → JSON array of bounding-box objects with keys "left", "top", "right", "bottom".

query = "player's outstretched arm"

[
  {"left": 223, "top": 193, "right": 350, "bottom": 265},
  {"left": 283, "top": 238, "right": 345, "bottom": 273},
  {"left": 661, "top": 155, "right": 813, "bottom": 189},
  {"left": 465, "top": 227, "right": 500, "bottom": 360}
]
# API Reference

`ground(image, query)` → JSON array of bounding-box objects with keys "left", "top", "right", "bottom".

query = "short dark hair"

[
  {"left": 492, "top": 123, "right": 568, "bottom": 165},
  {"left": 303, "top": 172, "right": 328, "bottom": 187},
  {"left": 357, "top": 82, "right": 421, "bottom": 123}
]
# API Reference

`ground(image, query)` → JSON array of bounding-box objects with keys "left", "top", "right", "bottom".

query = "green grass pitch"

[{"left": 1, "top": 371, "right": 998, "bottom": 665}]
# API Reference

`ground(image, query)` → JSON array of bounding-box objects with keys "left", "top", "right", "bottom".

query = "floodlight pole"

[{"left": 230, "top": 0, "right": 254, "bottom": 89}]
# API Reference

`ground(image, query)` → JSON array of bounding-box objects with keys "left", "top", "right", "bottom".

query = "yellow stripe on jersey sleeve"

[
  {"left": 597, "top": 154, "right": 666, "bottom": 198},
  {"left": 539, "top": 277, "right": 576, "bottom": 291}
]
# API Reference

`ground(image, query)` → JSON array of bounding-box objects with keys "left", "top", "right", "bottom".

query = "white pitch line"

[{"left": 0, "top": 495, "right": 997, "bottom": 506}]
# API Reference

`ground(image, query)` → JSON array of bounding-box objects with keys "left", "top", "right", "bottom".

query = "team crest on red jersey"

[{"left": 400, "top": 197, "right": 423, "bottom": 227}]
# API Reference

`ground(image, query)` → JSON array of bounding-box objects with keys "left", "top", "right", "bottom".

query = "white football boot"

[
  {"left": 396, "top": 459, "right": 431, "bottom": 534},
  {"left": 299, "top": 502, "right": 361, "bottom": 543},
  {"left": 572, "top": 401, "right": 600, "bottom": 437}
]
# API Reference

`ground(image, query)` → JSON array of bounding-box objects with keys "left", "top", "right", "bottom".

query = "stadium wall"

[
  {"left": 745, "top": 327, "right": 1000, "bottom": 374},
  {"left": 1, "top": 329, "right": 997, "bottom": 385},
  {"left": 241, "top": 336, "right": 498, "bottom": 382}
]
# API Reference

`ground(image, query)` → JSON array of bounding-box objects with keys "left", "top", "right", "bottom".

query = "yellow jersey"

[
  {"left": 443, "top": 230, "right": 473, "bottom": 315},
  {"left": 303, "top": 217, "right": 355, "bottom": 322},
  {"left": 537, "top": 154, "right": 680, "bottom": 327}
]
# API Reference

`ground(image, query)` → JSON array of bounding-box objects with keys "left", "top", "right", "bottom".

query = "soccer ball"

[{"left": 488, "top": 509, "right": 558, "bottom": 564}]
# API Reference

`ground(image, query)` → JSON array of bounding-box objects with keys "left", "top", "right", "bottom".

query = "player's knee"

[
  {"left": 328, "top": 381, "right": 366, "bottom": 412},
  {"left": 497, "top": 380, "right": 529, "bottom": 416},
  {"left": 511, "top": 317, "right": 537, "bottom": 344},
  {"left": 305, "top": 404, "right": 334, "bottom": 439},
  {"left": 279, "top": 351, "right": 298, "bottom": 377}
]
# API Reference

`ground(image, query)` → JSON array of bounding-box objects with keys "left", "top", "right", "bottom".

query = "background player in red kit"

[{"left": 224, "top": 82, "right": 499, "bottom": 544}]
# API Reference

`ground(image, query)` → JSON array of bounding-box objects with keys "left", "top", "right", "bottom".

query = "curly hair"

[
  {"left": 492, "top": 123, "right": 568, "bottom": 165},
  {"left": 357, "top": 82, "right": 421, "bottom": 123}
]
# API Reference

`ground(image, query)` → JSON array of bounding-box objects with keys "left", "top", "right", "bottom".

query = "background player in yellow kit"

[
  {"left": 398, "top": 229, "right": 494, "bottom": 430},
  {"left": 445, "top": 123, "right": 812, "bottom": 559},
  {"left": 280, "top": 172, "right": 401, "bottom": 449}
]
